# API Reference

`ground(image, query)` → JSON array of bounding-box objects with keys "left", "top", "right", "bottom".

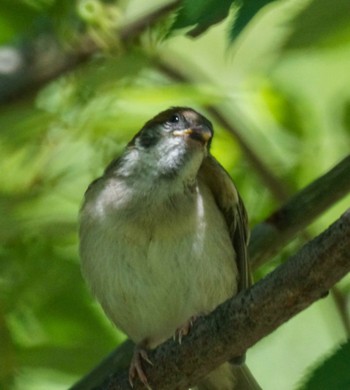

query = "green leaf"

[
  {"left": 171, "top": 0, "right": 279, "bottom": 40},
  {"left": 282, "top": 0, "right": 350, "bottom": 50},
  {"left": 0, "top": 1, "right": 38, "bottom": 43},
  {"left": 171, "top": 0, "right": 234, "bottom": 37},
  {"left": 229, "top": 0, "right": 278, "bottom": 40},
  {"left": 298, "top": 341, "right": 350, "bottom": 390}
]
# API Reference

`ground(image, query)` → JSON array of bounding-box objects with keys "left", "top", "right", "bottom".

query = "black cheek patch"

[{"left": 139, "top": 131, "right": 159, "bottom": 148}]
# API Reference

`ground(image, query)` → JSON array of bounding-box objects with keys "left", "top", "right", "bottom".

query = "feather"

[{"left": 199, "top": 155, "right": 252, "bottom": 292}]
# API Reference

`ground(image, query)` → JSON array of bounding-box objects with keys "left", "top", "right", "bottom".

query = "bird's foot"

[
  {"left": 174, "top": 315, "right": 200, "bottom": 344},
  {"left": 129, "top": 343, "right": 153, "bottom": 389}
]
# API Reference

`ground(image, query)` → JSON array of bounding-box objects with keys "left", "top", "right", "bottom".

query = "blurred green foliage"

[
  {"left": 171, "top": 0, "right": 233, "bottom": 37},
  {"left": 0, "top": 0, "right": 349, "bottom": 389},
  {"left": 298, "top": 340, "right": 350, "bottom": 390}
]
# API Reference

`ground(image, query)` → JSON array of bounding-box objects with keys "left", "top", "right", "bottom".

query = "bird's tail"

[{"left": 196, "top": 362, "right": 262, "bottom": 390}]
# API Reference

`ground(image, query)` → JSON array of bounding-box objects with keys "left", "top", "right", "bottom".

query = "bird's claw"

[
  {"left": 129, "top": 346, "right": 153, "bottom": 389},
  {"left": 174, "top": 315, "right": 199, "bottom": 344}
]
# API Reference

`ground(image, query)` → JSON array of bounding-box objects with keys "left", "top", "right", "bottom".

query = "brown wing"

[{"left": 199, "top": 154, "right": 251, "bottom": 292}]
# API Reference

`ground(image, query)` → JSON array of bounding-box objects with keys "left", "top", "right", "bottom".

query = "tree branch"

[
  {"left": 72, "top": 209, "right": 350, "bottom": 389},
  {"left": 73, "top": 210, "right": 350, "bottom": 389},
  {"left": 155, "top": 60, "right": 290, "bottom": 203},
  {"left": 207, "top": 106, "right": 291, "bottom": 202},
  {"left": 120, "top": 0, "right": 180, "bottom": 41},
  {"left": 0, "top": 1, "right": 180, "bottom": 104},
  {"left": 249, "top": 155, "right": 350, "bottom": 268}
]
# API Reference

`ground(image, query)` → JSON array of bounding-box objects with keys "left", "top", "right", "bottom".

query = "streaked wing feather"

[{"left": 199, "top": 155, "right": 251, "bottom": 292}]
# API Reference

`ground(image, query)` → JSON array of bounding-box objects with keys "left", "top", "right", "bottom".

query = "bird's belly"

[
  {"left": 80, "top": 182, "right": 239, "bottom": 348},
  {"left": 93, "top": 224, "right": 238, "bottom": 348}
]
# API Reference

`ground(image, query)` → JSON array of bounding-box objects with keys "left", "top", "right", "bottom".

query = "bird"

[{"left": 79, "top": 107, "right": 260, "bottom": 389}]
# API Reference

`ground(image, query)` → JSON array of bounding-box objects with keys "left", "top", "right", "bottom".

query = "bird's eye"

[{"left": 168, "top": 114, "right": 180, "bottom": 123}]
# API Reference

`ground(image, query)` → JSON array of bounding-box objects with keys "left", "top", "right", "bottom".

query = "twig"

[
  {"left": 206, "top": 106, "right": 290, "bottom": 201},
  {"left": 155, "top": 60, "right": 290, "bottom": 203},
  {"left": 0, "top": 1, "right": 181, "bottom": 104},
  {"left": 249, "top": 154, "right": 350, "bottom": 268},
  {"left": 120, "top": 0, "right": 181, "bottom": 41}
]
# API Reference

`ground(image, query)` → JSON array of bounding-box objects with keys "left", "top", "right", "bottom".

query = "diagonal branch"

[
  {"left": 0, "top": 1, "right": 181, "bottom": 104},
  {"left": 83, "top": 210, "right": 350, "bottom": 389},
  {"left": 71, "top": 157, "right": 350, "bottom": 389},
  {"left": 249, "top": 154, "right": 350, "bottom": 268},
  {"left": 120, "top": 0, "right": 180, "bottom": 41},
  {"left": 155, "top": 60, "right": 290, "bottom": 203}
]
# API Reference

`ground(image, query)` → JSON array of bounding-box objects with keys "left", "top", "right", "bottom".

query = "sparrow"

[{"left": 79, "top": 107, "right": 260, "bottom": 389}]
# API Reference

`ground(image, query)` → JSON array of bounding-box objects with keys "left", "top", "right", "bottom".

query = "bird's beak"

[{"left": 173, "top": 126, "right": 212, "bottom": 145}]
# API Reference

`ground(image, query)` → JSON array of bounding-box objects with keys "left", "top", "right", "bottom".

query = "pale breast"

[{"left": 79, "top": 178, "right": 238, "bottom": 347}]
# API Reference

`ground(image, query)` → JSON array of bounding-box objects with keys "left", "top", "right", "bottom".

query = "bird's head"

[{"left": 115, "top": 107, "right": 214, "bottom": 182}]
